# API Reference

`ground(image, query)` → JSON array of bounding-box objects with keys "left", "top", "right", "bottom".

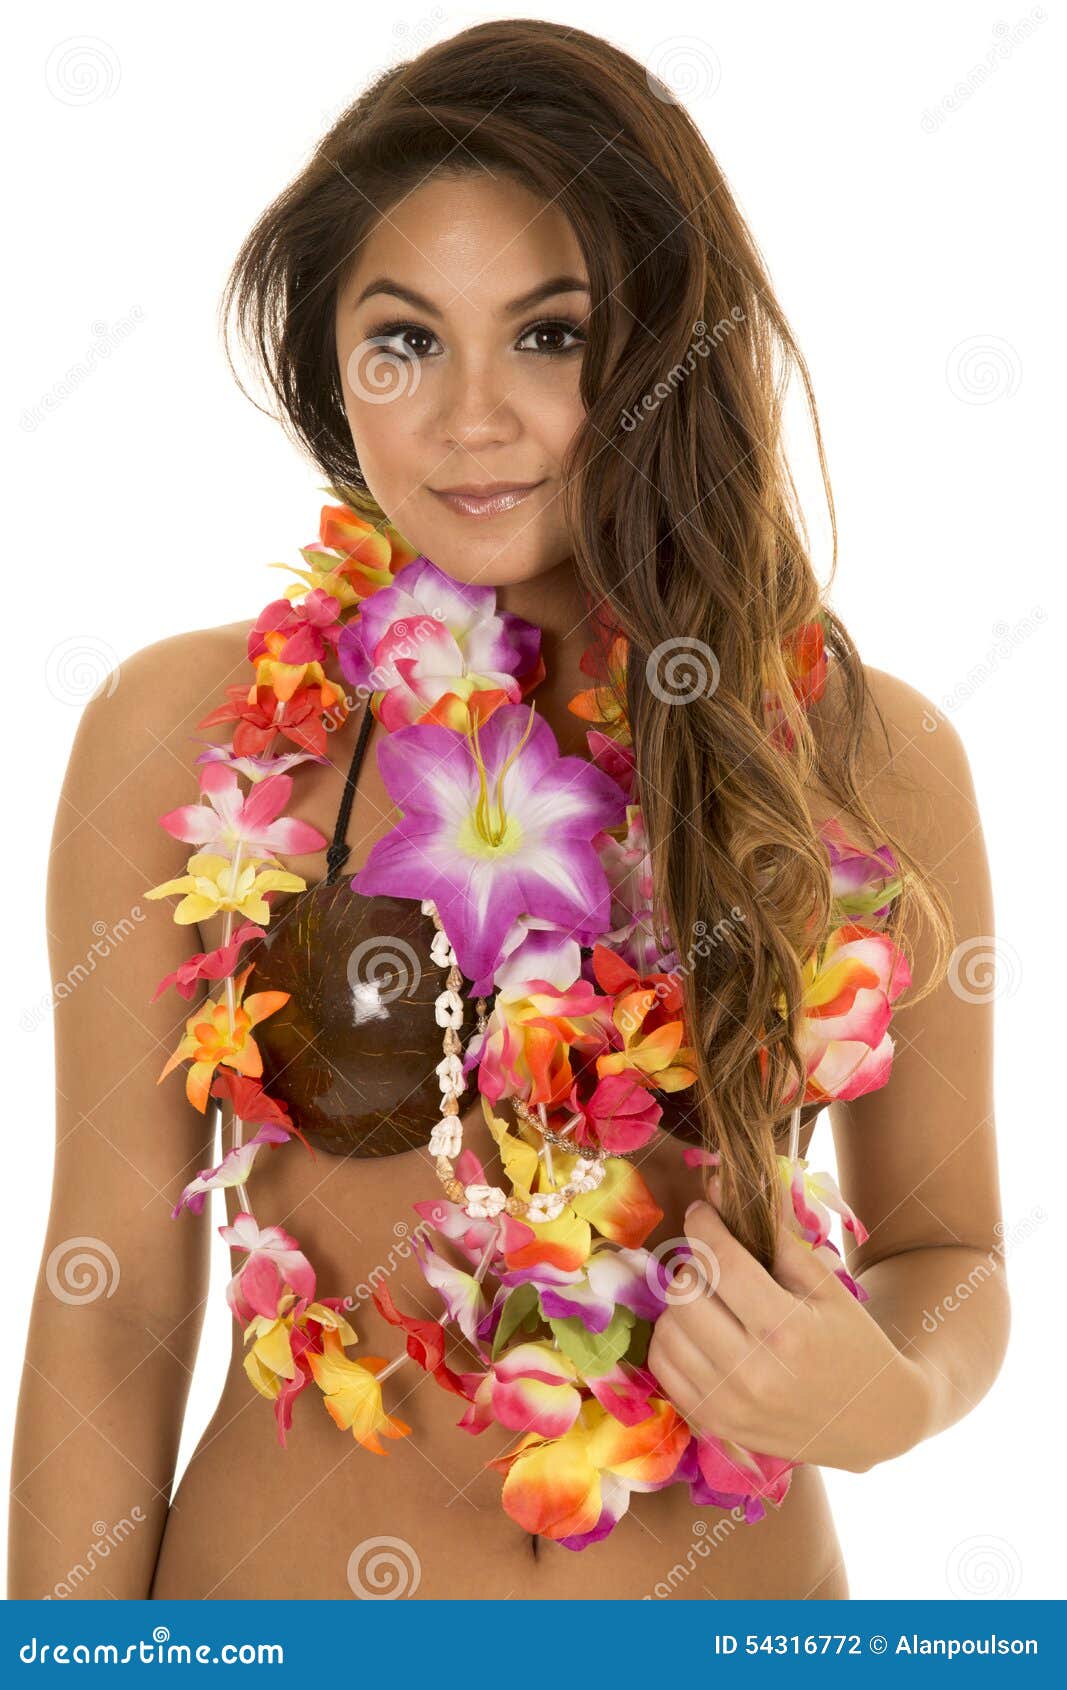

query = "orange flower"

[
  {"left": 157, "top": 962, "right": 290, "bottom": 1112},
  {"left": 568, "top": 634, "right": 631, "bottom": 745},
  {"left": 274, "top": 502, "right": 420, "bottom": 611}
]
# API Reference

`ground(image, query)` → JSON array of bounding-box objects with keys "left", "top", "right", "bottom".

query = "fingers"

[
  {"left": 680, "top": 1200, "right": 796, "bottom": 1339},
  {"left": 771, "top": 1215, "right": 844, "bottom": 1301},
  {"left": 649, "top": 1306, "right": 740, "bottom": 1427},
  {"left": 661, "top": 1264, "right": 750, "bottom": 1365}
]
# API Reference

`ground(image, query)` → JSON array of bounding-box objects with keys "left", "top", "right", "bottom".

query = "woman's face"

[{"left": 334, "top": 171, "right": 591, "bottom": 589}]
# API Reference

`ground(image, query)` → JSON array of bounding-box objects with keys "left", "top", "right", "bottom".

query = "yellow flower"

[
  {"left": 145, "top": 851, "right": 307, "bottom": 925},
  {"left": 308, "top": 1328, "right": 412, "bottom": 1454},
  {"left": 243, "top": 1299, "right": 359, "bottom": 1399}
]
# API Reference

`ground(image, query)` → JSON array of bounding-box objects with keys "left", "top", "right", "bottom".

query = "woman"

[{"left": 10, "top": 19, "right": 1006, "bottom": 1601}]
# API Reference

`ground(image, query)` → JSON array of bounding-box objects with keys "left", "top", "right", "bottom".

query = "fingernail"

[{"left": 684, "top": 1199, "right": 701, "bottom": 1220}]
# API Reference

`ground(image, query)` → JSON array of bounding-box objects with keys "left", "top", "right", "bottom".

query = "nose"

[{"left": 437, "top": 354, "right": 521, "bottom": 454}]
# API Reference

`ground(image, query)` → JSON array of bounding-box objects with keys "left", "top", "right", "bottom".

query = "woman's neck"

[{"left": 494, "top": 553, "right": 597, "bottom": 678}]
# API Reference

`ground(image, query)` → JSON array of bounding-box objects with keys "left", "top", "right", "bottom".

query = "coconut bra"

[
  {"left": 240, "top": 698, "right": 715, "bottom": 1160},
  {"left": 146, "top": 493, "right": 911, "bottom": 1551}
]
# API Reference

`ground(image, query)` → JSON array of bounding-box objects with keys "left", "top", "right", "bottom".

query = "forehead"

[{"left": 340, "top": 172, "right": 588, "bottom": 315}]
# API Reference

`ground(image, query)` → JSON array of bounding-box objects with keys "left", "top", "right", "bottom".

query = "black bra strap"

[{"left": 325, "top": 702, "right": 375, "bottom": 883}]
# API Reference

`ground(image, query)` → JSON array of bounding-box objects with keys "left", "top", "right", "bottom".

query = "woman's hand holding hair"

[{"left": 646, "top": 1178, "right": 936, "bottom": 1475}]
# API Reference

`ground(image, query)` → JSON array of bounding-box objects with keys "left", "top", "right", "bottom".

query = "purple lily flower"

[{"left": 350, "top": 702, "right": 629, "bottom": 993}]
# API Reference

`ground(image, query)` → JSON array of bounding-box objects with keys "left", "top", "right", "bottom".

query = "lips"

[{"left": 431, "top": 481, "right": 545, "bottom": 520}]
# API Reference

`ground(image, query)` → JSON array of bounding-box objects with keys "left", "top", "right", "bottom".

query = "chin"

[
  {"left": 428, "top": 550, "right": 561, "bottom": 589},
  {"left": 391, "top": 527, "right": 566, "bottom": 589}
]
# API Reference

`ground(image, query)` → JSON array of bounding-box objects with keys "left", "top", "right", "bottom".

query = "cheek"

[
  {"left": 344, "top": 397, "right": 424, "bottom": 502},
  {"left": 521, "top": 372, "right": 586, "bottom": 465}
]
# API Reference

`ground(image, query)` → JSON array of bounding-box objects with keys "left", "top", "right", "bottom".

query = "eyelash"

[{"left": 362, "top": 316, "right": 586, "bottom": 360}]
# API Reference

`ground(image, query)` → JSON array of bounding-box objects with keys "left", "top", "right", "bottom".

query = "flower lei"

[{"left": 146, "top": 494, "right": 911, "bottom": 1550}]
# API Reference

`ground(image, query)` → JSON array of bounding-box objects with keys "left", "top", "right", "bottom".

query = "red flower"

[
  {"left": 209, "top": 1072, "right": 315, "bottom": 1157},
  {"left": 371, "top": 1279, "right": 471, "bottom": 1398},
  {"left": 151, "top": 921, "right": 263, "bottom": 1002},
  {"left": 198, "top": 681, "right": 347, "bottom": 757}
]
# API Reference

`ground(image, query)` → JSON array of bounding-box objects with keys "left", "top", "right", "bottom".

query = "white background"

[{"left": 5, "top": 0, "right": 1063, "bottom": 1600}]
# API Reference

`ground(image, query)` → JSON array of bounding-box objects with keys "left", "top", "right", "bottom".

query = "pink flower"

[
  {"left": 247, "top": 589, "right": 343, "bottom": 668},
  {"left": 821, "top": 816, "right": 902, "bottom": 925},
  {"left": 219, "top": 1212, "right": 316, "bottom": 1323},
  {"left": 677, "top": 1432, "right": 796, "bottom": 1521},
  {"left": 337, "top": 555, "right": 543, "bottom": 732},
  {"left": 171, "top": 1123, "right": 289, "bottom": 1218},
  {"left": 784, "top": 1158, "right": 869, "bottom": 1249},
  {"left": 596, "top": 806, "right": 671, "bottom": 975},
  {"left": 585, "top": 729, "right": 636, "bottom": 799},
  {"left": 195, "top": 744, "right": 328, "bottom": 782},
  {"left": 570, "top": 1070, "right": 662, "bottom": 1154},
  {"left": 784, "top": 923, "right": 912, "bottom": 1106},
  {"left": 158, "top": 762, "right": 327, "bottom": 860}
]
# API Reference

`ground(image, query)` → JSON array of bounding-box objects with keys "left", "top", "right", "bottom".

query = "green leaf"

[
  {"left": 548, "top": 1306, "right": 634, "bottom": 1377},
  {"left": 490, "top": 1283, "right": 540, "bottom": 1360}
]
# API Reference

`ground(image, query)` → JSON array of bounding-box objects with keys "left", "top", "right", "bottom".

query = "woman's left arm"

[{"left": 649, "top": 667, "right": 1009, "bottom": 1473}]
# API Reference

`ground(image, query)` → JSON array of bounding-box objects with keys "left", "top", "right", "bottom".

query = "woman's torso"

[{"left": 150, "top": 625, "right": 849, "bottom": 1600}]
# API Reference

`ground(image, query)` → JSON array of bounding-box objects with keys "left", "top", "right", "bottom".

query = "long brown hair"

[{"left": 220, "top": 18, "right": 953, "bottom": 1266}]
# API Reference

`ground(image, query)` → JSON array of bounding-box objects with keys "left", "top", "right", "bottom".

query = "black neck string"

[{"left": 325, "top": 701, "right": 375, "bottom": 883}]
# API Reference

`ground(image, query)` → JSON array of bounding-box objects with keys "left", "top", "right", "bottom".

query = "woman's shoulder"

[
  {"left": 813, "top": 656, "right": 977, "bottom": 802},
  {"left": 62, "top": 617, "right": 257, "bottom": 817},
  {"left": 809, "top": 656, "right": 984, "bottom": 901},
  {"left": 120, "top": 616, "right": 254, "bottom": 701}
]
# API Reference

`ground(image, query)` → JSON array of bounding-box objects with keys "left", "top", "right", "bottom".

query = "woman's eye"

[
  {"left": 363, "top": 322, "right": 440, "bottom": 360},
  {"left": 359, "top": 317, "right": 586, "bottom": 361},
  {"left": 516, "top": 318, "right": 586, "bottom": 356}
]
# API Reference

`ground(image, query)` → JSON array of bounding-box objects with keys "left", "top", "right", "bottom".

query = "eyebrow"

[{"left": 352, "top": 274, "right": 590, "bottom": 316}]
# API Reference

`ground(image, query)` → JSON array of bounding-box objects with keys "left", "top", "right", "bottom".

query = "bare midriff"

[{"left": 150, "top": 1100, "right": 847, "bottom": 1601}]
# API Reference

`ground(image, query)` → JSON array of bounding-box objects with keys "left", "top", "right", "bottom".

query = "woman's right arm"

[{"left": 8, "top": 633, "right": 225, "bottom": 1599}]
